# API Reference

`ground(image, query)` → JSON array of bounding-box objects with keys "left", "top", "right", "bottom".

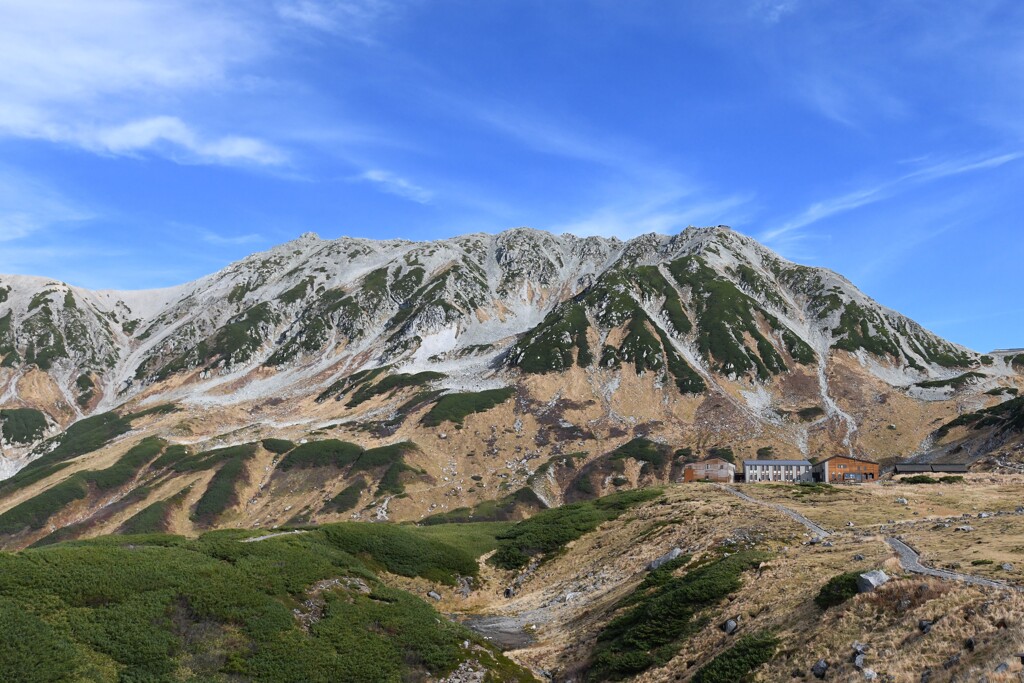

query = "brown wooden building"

[
  {"left": 683, "top": 458, "right": 736, "bottom": 483},
  {"left": 812, "top": 455, "right": 880, "bottom": 483}
]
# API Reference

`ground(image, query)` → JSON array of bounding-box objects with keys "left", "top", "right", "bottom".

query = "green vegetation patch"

[
  {"left": 915, "top": 372, "right": 986, "bottom": 390},
  {"left": 420, "top": 487, "right": 544, "bottom": 525},
  {"left": 118, "top": 487, "right": 192, "bottom": 535},
  {"left": 0, "top": 526, "right": 532, "bottom": 682},
  {"left": 0, "top": 408, "right": 48, "bottom": 444},
  {"left": 587, "top": 550, "right": 771, "bottom": 680},
  {"left": 935, "top": 395, "right": 1024, "bottom": 438},
  {"left": 261, "top": 438, "right": 296, "bottom": 454},
  {"left": 0, "top": 437, "right": 167, "bottom": 535},
  {"left": 692, "top": 631, "right": 780, "bottom": 683},
  {"left": 490, "top": 489, "right": 661, "bottom": 570},
  {"left": 323, "top": 479, "right": 366, "bottom": 514},
  {"left": 191, "top": 457, "right": 249, "bottom": 526},
  {"left": 421, "top": 387, "right": 516, "bottom": 427},
  {"left": 667, "top": 255, "right": 791, "bottom": 379},
  {"left": 321, "top": 523, "right": 479, "bottom": 585},
  {"left": 277, "top": 439, "right": 363, "bottom": 471},
  {"left": 814, "top": 571, "right": 861, "bottom": 609},
  {"left": 346, "top": 371, "right": 446, "bottom": 407}
]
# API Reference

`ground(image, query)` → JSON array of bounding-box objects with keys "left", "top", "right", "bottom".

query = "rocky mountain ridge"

[{"left": 0, "top": 226, "right": 1021, "bottom": 544}]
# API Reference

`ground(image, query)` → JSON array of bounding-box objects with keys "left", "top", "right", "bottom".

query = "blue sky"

[{"left": 0, "top": 1, "right": 1022, "bottom": 351}]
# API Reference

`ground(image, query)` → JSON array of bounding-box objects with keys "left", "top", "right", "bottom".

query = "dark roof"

[
  {"left": 893, "top": 464, "right": 934, "bottom": 473},
  {"left": 893, "top": 463, "right": 970, "bottom": 473},
  {"left": 929, "top": 463, "right": 969, "bottom": 473},
  {"left": 814, "top": 455, "right": 880, "bottom": 466}
]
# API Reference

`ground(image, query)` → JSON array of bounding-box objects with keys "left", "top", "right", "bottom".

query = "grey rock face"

[
  {"left": 857, "top": 570, "right": 890, "bottom": 593},
  {"left": 647, "top": 547, "right": 684, "bottom": 571}
]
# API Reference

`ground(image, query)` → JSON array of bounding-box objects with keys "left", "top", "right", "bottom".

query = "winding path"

[
  {"left": 884, "top": 537, "right": 1017, "bottom": 590},
  {"left": 718, "top": 485, "right": 832, "bottom": 539},
  {"left": 719, "top": 484, "right": 1020, "bottom": 591}
]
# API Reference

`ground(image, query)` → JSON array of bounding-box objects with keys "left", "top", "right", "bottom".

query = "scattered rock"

[
  {"left": 852, "top": 642, "right": 869, "bottom": 655},
  {"left": 720, "top": 618, "right": 739, "bottom": 635},
  {"left": 862, "top": 669, "right": 877, "bottom": 680},
  {"left": 955, "top": 525, "right": 974, "bottom": 532},
  {"left": 920, "top": 670, "right": 932, "bottom": 683},
  {"left": 994, "top": 663, "right": 1008, "bottom": 673},
  {"left": 1001, "top": 563, "right": 1014, "bottom": 572},
  {"left": 896, "top": 498, "right": 908, "bottom": 505},
  {"left": 647, "top": 547, "right": 684, "bottom": 571},
  {"left": 942, "top": 653, "right": 960, "bottom": 670},
  {"left": 853, "top": 653, "right": 867, "bottom": 670},
  {"left": 847, "top": 521, "right": 855, "bottom": 527},
  {"left": 427, "top": 591, "right": 442, "bottom": 601},
  {"left": 811, "top": 659, "right": 829, "bottom": 679},
  {"left": 965, "top": 637, "right": 976, "bottom": 652},
  {"left": 853, "top": 554, "right": 865, "bottom": 561},
  {"left": 822, "top": 541, "right": 834, "bottom": 548},
  {"left": 918, "top": 619, "right": 934, "bottom": 634},
  {"left": 857, "top": 570, "right": 890, "bottom": 593},
  {"left": 979, "top": 512, "right": 991, "bottom": 518}
]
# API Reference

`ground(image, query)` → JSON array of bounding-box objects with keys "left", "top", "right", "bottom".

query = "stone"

[
  {"left": 942, "top": 653, "right": 960, "bottom": 670},
  {"left": 1016, "top": 506, "right": 1024, "bottom": 513},
  {"left": 822, "top": 541, "right": 834, "bottom": 547},
  {"left": 647, "top": 547, "right": 684, "bottom": 571},
  {"left": 979, "top": 512, "right": 991, "bottom": 518},
  {"left": 994, "top": 663, "right": 1008, "bottom": 673},
  {"left": 811, "top": 659, "right": 829, "bottom": 679},
  {"left": 427, "top": 591, "right": 442, "bottom": 601},
  {"left": 857, "top": 570, "right": 890, "bottom": 593},
  {"left": 847, "top": 521, "right": 855, "bottom": 527},
  {"left": 955, "top": 525, "right": 974, "bottom": 532},
  {"left": 862, "top": 669, "right": 877, "bottom": 680},
  {"left": 1001, "top": 563, "right": 1014, "bottom": 572},
  {"left": 896, "top": 497, "right": 908, "bottom": 505},
  {"left": 918, "top": 619, "right": 934, "bottom": 634},
  {"left": 853, "top": 653, "right": 867, "bottom": 670},
  {"left": 852, "top": 642, "right": 869, "bottom": 655},
  {"left": 853, "top": 554, "right": 865, "bottom": 561},
  {"left": 920, "top": 670, "right": 932, "bottom": 683},
  {"left": 965, "top": 637, "right": 976, "bottom": 652},
  {"left": 720, "top": 618, "right": 739, "bottom": 635}
]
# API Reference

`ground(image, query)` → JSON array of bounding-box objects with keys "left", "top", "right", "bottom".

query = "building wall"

[
  {"left": 815, "top": 457, "right": 879, "bottom": 483},
  {"left": 683, "top": 460, "right": 735, "bottom": 483},
  {"left": 743, "top": 463, "right": 812, "bottom": 483}
]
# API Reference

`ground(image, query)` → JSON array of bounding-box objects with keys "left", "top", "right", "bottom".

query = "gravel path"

[
  {"left": 885, "top": 537, "right": 1019, "bottom": 590},
  {"left": 241, "top": 529, "right": 308, "bottom": 543},
  {"left": 719, "top": 484, "right": 1020, "bottom": 591},
  {"left": 718, "top": 485, "right": 832, "bottom": 538}
]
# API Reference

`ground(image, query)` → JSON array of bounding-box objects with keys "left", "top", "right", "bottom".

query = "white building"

[{"left": 742, "top": 459, "right": 813, "bottom": 483}]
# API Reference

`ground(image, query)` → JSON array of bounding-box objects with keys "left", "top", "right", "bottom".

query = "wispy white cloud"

[
  {"left": 199, "top": 230, "right": 267, "bottom": 246},
  {"left": 762, "top": 151, "right": 1023, "bottom": 242},
  {"left": 550, "top": 189, "right": 753, "bottom": 239},
  {"left": 0, "top": 113, "right": 285, "bottom": 167},
  {"left": 0, "top": 0, "right": 282, "bottom": 168},
  {"left": 358, "top": 169, "right": 433, "bottom": 203},
  {"left": 749, "top": 0, "right": 800, "bottom": 24},
  {"left": 276, "top": 0, "right": 400, "bottom": 41},
  {"left": 0, "top": 168, "right": 93, "bottom": 245}
]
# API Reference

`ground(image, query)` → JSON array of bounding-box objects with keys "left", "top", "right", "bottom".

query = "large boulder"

[
  {"left": 857, "top": 570, "right": 890, "bottom": 593},
  {"left": 647, "top": 547, "right": 684, "bottom": 571}
]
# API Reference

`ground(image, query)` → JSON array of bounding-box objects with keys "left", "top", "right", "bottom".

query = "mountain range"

[{"left": 0, "top": 226, "right": 1021, "bottom": 547}]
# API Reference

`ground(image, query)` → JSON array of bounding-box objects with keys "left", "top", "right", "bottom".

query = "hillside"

[{"left": 1, "top": 227, "right": 1022, "bottom": 546}]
